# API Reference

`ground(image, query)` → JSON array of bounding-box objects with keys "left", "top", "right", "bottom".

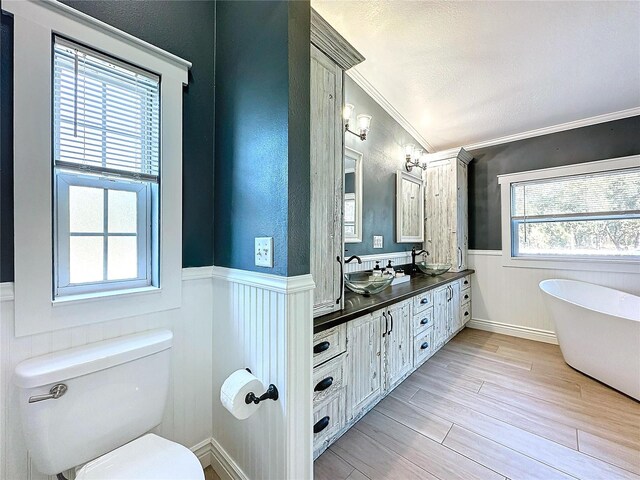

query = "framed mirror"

[
  {"left": 344, "top": 147, "right": 363, "bottom": 243},
  {"left": 396, "top": 170, "right": 424, "bottom": 242}
]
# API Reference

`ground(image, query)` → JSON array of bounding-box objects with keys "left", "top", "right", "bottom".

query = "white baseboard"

[
  {"left": 467, "top": 317, "right": 558, "bottom": 345},
  {"left": 191, "top": 437, "right": 249, "bottom": 480}
]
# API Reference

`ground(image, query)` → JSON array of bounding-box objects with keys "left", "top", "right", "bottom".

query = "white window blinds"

[
  {"left": 512, "top": 167, "right": 640, "bottom": 220},
  {"left": 53, "top": 36, "right": 160, "bottom": 182}
]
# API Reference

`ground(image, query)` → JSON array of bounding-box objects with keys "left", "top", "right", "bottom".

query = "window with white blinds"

[
  {"left": 53, "top": 36, "right": 160, "bottom": 182},
  {"left": 53, "top": 36, "right": 160, "bottom": 297},
  {"left": 510, "top": 167, "right": 640, "bottom": 258}
]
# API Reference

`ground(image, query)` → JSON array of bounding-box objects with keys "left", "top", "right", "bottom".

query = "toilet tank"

[{"left": 13, "top": 329, "right": 173, "bottom": 475}]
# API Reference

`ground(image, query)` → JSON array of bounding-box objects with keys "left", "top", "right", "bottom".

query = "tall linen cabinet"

[
  {"left": 310, "top": 10, "right": 364, "bottom": 316},
  {"left": 424, "top": 147, "right": 473, "bottom": 272}
]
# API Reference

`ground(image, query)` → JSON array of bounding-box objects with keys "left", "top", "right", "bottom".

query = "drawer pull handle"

[
  {"left": 314, "top": 377, "right": 334, "bottom": 392},
  {"left": 464, "top": 311, "right": 469, "bottom": 316},
  {"left": 314, "top": 416, "right": 330, "bottom": 434},
  {"left": 420, "top": 298, "right": 429, "bottom": 304},
  {"left": 313, "top": 341, "right": 330, "bottom": 354},
  {"left": 420, "top": 318, "right": 429, "bottom": 325},
  {"left": 421, "top": 342, "right": 429, "bottom": 350},
  {"left": 464, "top": 294, "right": 469, "bottom": 300},
  {"left": 464, "top": 280, "right": 469, "bottom": 285}
]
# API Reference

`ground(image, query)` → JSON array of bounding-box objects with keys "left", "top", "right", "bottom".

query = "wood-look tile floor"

[{"left": 314, "top": 328, "right": 640, "bottom": 480}]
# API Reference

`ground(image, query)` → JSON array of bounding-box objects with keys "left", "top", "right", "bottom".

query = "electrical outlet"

[
  {"left": 373, "top": 235, "right": 383, "bottom": 249},
  {"left": 255, "top": 237, "right": 274, "bottom": 268}
]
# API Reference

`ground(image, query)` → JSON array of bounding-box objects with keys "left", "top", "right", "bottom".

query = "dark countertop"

[{"left": 314, "top": 269, "right": 474, "bottom": 334}]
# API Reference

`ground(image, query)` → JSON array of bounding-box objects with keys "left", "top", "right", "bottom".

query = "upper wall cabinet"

[
  {"left": 424, "top": 148, "right": 472, "bottom": 272},
  {"left": 310, "top": 9, "right": 364, "bottom": 317}
]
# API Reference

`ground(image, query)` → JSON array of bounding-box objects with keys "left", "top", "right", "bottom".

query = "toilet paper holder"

[{"left": 244, "top": 368, "right": 279, "bottom": 405}]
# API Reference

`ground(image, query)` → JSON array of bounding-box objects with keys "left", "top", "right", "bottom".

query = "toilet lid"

[{"left": 75, "top": 434, "right": 204, "bottom": 480}]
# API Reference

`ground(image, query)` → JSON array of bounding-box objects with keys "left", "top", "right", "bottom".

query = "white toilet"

[{"left": 13, "top": 329, "right": 204, "bottom": 479}]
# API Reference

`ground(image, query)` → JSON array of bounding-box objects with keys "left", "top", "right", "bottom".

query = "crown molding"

[
  {"left": 346, "top": 68, "right": 434, "bottom": 153},
  {"left": 311, "top": 8, "right": 364, "bottom": 71},
  {"left": 424, "top": 147, "right": 473, "bottom": 165},
  {"left": 459, "top": 107, "right": 640, "bottom": 152}
]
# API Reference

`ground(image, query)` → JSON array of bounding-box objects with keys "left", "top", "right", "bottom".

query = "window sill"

[
  {"left": 501, "top": 254, "right": 640, "bottom": 274},
  {"left": 52, "top": 285, "right": 160, "bottom": 307}
]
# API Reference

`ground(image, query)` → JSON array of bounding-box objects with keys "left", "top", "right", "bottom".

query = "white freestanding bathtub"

[{"left": 539, "top": 279, "right": 640, "bottom": 400}]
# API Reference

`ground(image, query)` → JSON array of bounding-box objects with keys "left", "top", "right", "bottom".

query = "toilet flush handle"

[{"left": 28, "top": 383, "right": 67, "bottom": 403}]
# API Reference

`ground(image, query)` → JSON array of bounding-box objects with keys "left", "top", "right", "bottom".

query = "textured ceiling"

[{"left": 311, "top": 1, "right": 640, "bottom": 151}]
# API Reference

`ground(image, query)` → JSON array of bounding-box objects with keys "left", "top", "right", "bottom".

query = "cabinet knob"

[
  {"left": 313, "top": 341, "right": 330, "bottom": 354},
  {"left": 314, "top": 377, "right": 334, "bottom": 392},
  {"left": 314, "top": 416, "right": 330, "bottom": 434},
  {"left": 420, "top": 298, "right": 429, "bottom": 304},
  {"left": 464, "top": 294, "right": 469, "bottom": 300},
  {"left": 420, "top": 317, "right": 429, "bottom": 325},
  {"left": 464, "top": 311, "right": 469, "bottom": 316},
  {"left": 421, "top": 342, "right": 429, "bottom": 350}
]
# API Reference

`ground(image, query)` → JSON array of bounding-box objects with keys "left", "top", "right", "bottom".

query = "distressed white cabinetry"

[
  {"left": 310, "top": 10, "right": 364, "bottom": 317},
  {"left": 314, "top": 274, "right": 472, "bottom": 458},
  {"left": 424, "top": 147, "right": 472, "bottom": 272}
]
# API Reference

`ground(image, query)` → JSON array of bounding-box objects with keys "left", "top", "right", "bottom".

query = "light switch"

[
  {"left": 373, "top": 235, "right": 383, "bottom": 249},
  {"left": 255, "top": 237, "right": 273, "bottom": 267}
]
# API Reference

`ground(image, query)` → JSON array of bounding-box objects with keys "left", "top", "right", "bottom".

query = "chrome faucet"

[
  {"left": 344, "top": 255, "right": 362, "bottom": 264},
  {"left": 411, "top": 247, "right": 429, "bottom": 272}
]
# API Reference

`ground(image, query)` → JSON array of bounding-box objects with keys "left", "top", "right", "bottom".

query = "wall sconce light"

[
  {"left": 343, "top": 103, "right": 371, "bottom": 141},
  {"left": 405, "top": 144, "right": 429, "bottom": 172}
]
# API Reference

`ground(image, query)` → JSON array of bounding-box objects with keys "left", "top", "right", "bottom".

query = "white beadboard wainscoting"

[
  {"left": 210, "top": 268, "right": 314, "bottom": 480},
  {"left": 0, "top": 270, "right": 214, "bottom": 480},
  {"left": 344, "top": 251, "right": 413, "bottom": 273},
  {"left": 468, "top": 250, "right": 640, "bottom": 344}
]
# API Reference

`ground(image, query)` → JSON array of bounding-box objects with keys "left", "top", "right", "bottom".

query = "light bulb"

[
  {"left": 356, "top": 114, "right": 371, "bottom": 132},
  {"left": 343, "top": 103, "right": 354, "bottom": 121},
  {"left": 404, "top": 144, "right": 415, "bottom": 157}
]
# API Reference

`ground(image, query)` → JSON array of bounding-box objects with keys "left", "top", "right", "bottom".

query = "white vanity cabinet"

[
  {"left": 424, "top": 147, "right": 472, "bottom": 272},
  {"left": 313, "top": 274, "right": 472, "bottom": 459},
  {"left": 310, "top": 10, "right": 364, "bottom": 317}
]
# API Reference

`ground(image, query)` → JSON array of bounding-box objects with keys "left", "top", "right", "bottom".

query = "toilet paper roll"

[{"left": 220, "top": 369, "right": 264, "bottom": 420}]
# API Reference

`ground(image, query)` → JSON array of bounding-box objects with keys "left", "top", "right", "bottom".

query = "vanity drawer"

[
  {"left": 313, "top": 352, "right": 346, "bottom": 406},
  {"left": 413, "top": 307, "right": 433, "bottom": 337},
  {"left": 414, "top": 327, "right": 434, "bottom": 366},
  {"left": 459, "top": 275, "right": 471, "bottom": 291},
  {"left": 461, "top": 300, "right": 472, "bottom": 325},
  {"left": 460, "top": 289, "right": 471, "bottom": 304},
  {"left": 313, "top": 390, "right": 345, "bottom": 456},
  {"left": 313, "top": 324, "right": 346, "bottom": 367},
  {"left": 413, "top": 291, "right": 433, "bottom": 313}
]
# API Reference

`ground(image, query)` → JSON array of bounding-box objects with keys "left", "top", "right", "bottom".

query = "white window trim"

[
  {"left": 497, "top": 154, "right": 640, "bottom": 274},
  {"left": 5, "top": 0, "right": 190, "bottom": 336}
]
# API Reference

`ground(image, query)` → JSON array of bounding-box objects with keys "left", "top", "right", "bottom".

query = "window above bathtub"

[{"left": 498, "top": 155, "right": 640, "bottom": 273}]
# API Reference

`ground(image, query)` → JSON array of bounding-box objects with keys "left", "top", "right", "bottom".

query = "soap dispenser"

[
  {"left": 372, "top": 261, "right": 382, "bottom": 276},
  {"left": 385, "top": 260, "right": 394, "bottom": 274}
]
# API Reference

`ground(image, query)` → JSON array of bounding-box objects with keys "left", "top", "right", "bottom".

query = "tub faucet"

[
  {"left": 344, "top": 255, "right": 362, "bottom": 264},
  {"left": 411, "top": 247, "right": 429, "bottom": 273}
]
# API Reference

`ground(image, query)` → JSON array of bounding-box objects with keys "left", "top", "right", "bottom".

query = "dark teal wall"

[
  {"left": 343, "top": 75, "right": 424, "bottom": 256},
  {"left": 0, "top": 1, "right": 216, "bottom": 282},
  {"left": 468, "top": 116, "right": 640, "bottom": 250},
  {"left": 214, "top": 1, "right": 310, "bottom": 276},
  {"left": 0, "top": 13, "right": 14, "bottom": 282}
]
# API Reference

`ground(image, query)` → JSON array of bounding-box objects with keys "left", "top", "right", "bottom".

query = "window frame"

[
  {"left": 6, "top": 0, "right": 190, "bottom": 336},
  {"left": 498, "top": 155, "right": 640, "bottom": 273}
]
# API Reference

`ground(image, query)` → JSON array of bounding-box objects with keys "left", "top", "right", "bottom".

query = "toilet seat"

[{"left": 75, "top": 434, "right": 204, "bottom": 480}]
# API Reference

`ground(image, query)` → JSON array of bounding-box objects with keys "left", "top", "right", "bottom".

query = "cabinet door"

[
  {"left": 346, "top": 313, "right": 383, "bottom": 421},
  {"left": 433, "top": 285, "right": 449, "bottom": 349},
  {"left": 455, "top": 159, "right": 468, "bottom": 271},
  {"left": 424, "top": 159, "right": 457, "bottom": 266},
  {"left": 384, "top": 301, "right": 413, "bottom": 390},
  {"left": 310, "top": 45, "right": 344, "bottom": 317},
  {"left": 449, "top": 281, "right": 462, "bottom": 335}
]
